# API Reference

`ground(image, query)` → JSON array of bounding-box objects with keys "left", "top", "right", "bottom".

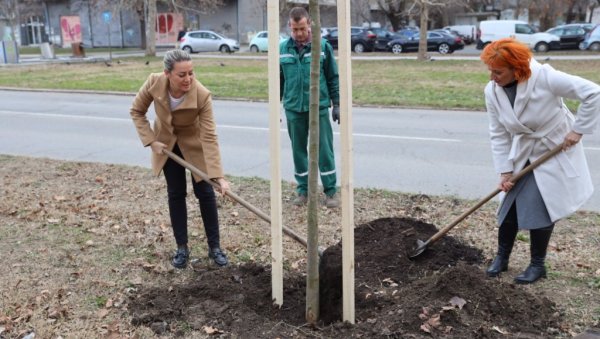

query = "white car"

[
  {"left": 249, "top": 31, "right": 288, "bottom": 52},
  {"left": 180, "top": 30, "right": 239, "bottom": 53}
]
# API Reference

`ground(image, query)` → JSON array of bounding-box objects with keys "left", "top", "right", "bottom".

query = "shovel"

[
  {"left": 408, "top": 144, "right": 564, "bottom": 259},
  {"left": 163, "top": 149, "right": 312, "bottom": 251}
]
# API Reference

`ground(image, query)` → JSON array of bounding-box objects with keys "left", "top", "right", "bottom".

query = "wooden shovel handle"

[
  {"left": 427, "top": 143, "right": 564, "bottom": 245},
  {"left": 163, "top": 149, "right": 309, "bottom": 249}
]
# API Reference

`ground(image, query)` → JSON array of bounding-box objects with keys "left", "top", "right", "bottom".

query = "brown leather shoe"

[
  {"left": 292, "top": 194, "right": 307, "bottom": 206},
  {"left": 324, "top": 194, "right": 340, "bottom": 208}
]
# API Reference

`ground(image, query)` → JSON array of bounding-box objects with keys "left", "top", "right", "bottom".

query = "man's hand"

[{"left": 331, "top": 105, "right": 340, "bottom": 124}]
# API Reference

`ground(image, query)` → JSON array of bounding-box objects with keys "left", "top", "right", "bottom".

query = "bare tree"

[
  {"left": 374, "top": 0, "right": 411, "bottom": 30},
  {"left": 412, "top": 0, "right": 446, "bottom": 60},
  {"left": 306, "top": 0, "right": 321, "bottom": 327},
  {"left": 146, "top": 0, "right": 157, "bottom": 56},
  {"left": 565, "top": 0, "right": 589, "bottom": 22},
  {"left": 0, "top": 0, "right": 46, "bottom": 41}
]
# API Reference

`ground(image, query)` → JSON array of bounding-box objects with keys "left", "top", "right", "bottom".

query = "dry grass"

[{"left": 0, "top": 155, "right": 599, "bottom": 338}]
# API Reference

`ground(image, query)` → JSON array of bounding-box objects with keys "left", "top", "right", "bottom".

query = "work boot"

[
  {"left": 292, "top": 193, "right": 307, "bottom": 206},
  {"left": 487, "top": 206, "right": 518, "bottom": 277},
  {"left": 208, "top": 247, "right": 228, "bottom": 267},
  {"left": 171, "top": 245, "right": 189, "bottom": 269},
  {"left": 324, "top": 193, "right": 340, "bottom": 209},
  {"left": 514, "top": 225, "right": 553, "bottom": 284}
]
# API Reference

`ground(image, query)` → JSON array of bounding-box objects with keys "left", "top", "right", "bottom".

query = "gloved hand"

[{"left": 331, "top": 105, "right": 340, "bottom": 124}]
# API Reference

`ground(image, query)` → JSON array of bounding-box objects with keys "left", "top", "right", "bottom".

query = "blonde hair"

[{"left": 163, "top": 49, "right": 191, "bottom": 72}]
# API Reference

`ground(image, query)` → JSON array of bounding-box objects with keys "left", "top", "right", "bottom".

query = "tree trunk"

[
  {"left": 306, "top": 0, "right": 321, "bottom": 326},
  {"left": 145, "top": 0, "right": 156, "bottom": 56},
  {"left": 417, "top": 3, "right": 428, "bottom": 61}
]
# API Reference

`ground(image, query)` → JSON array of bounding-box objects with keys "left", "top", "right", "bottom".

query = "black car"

[
  {"left": 546, "top": 23, "right": 593, "bottom": 50},
  {"left": 374, "top": 29, "right": 418, "bottom": 51},
  {"left": 323, "top": 27, "right": 377, "bottom": 53},
  {"left": 387, "top": 31, "right": 464, "bottom": 54}
]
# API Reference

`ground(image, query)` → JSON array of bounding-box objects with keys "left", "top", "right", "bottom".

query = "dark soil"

[{"left": 129, "top": 217, "right": 563, "bottom": 338}]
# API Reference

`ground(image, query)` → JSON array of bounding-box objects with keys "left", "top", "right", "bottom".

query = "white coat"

[{"left": 484, "top": 59, "right": 600, "bottom": 222}]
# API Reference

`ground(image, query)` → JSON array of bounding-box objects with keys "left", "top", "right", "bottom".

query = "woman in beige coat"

[
  {"left": 481, "top": 39, "right": 600, "bottom": 284},
  {"left": 130, "top": 49, "right": 230, "bottom": 268}
]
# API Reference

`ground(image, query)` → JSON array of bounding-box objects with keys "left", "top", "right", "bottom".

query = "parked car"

[
  {"left": 581, "top": 24, "right": 600, "bottom": 51},
  {"left": 321, "top": 27, "right": 334, "bottom": 37},
  {"left": 374, "top": 29, "right": 418, "bottom": 51},
  {"left": 180, "top": 30, "right": 239, "bottom": 53},
  {"left": 323, "top": 27, "right": 377, "bottom": 53},
  {"left": 443, "top": 25, "right": 477, "bottom": 44},
  {"left": 387, "top": 31, "right": 464, "bottom": 54},
  {"left": 546, "top": 24, "right": 589, "bottom": 50},
  {"left": 249, "top": 31, "right": 288, "bottom": 52},
  {"left": 477, "top": 20, "right": 560, "bottom": 52}
]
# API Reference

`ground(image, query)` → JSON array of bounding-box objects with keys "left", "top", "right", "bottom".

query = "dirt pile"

[{"left": 129, "top": 217, "right": 563, "bottom": 338}]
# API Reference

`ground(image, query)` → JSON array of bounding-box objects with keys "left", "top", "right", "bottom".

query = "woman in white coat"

[{"left": 481, "top": 38, "right": 600, "bottom": 284}]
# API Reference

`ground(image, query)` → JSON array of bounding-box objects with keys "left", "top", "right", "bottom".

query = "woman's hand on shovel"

[
  {"left": 213, "top": 177, "right": 231, "bottom": 196},
  {"left": 150, "top": 141, "right": 167, "bottom": 154},
  {"left": 499, "top": 172, "right": 514, "bottom": 192}
]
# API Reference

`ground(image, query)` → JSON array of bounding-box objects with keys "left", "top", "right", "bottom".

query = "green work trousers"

[{"left": 285, "top": 109, "right": 337, "bottom": 196}]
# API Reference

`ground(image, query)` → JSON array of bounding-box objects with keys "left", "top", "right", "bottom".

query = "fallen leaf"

[
  {"left": 449, "top": 296, "right": 467, "bottom": 309},
  {"left": 420, "top": 323, "right": 432, "bottom": 333},
  {"left": 96, "top": 309, "right": 109, "bottom": 318},
  {"left": 576, "top": 262, "right": 591, "bottom": 269},
  {"left": 130, "top": 277, "right": 143, "bottom": 285},
  {"left": 492, "top": 325, "right": 508, "bottom": 334},
  {"left": 382, "top": 278, "right": 398, "bottom": 287},
  {"left": 203, "top": 325, "right": 223, "bottom": 334},
  {"left": 427, "top": 314, "right": 442, "bottom": 328}
]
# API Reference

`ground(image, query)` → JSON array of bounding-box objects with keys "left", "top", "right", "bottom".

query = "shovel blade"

[{"left": 408, "top": 239, "right": 428, "bottom": 259}]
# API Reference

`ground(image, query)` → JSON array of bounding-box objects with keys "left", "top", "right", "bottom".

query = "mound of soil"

[{"left": 129, "top": 217, "right": 563, "bottom": 338}]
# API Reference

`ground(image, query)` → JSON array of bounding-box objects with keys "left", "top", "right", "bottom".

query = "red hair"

[{"left": 480, "top": 38, "right": 532, "bottom": 82}]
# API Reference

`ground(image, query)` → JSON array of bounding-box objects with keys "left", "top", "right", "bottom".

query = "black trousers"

[{"left": 163, "top": 144, "right": 220, "bottom": 249}]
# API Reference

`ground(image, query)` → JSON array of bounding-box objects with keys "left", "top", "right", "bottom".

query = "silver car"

[{"left": 180, "top": 30, "right": 240, "bottom": 53}]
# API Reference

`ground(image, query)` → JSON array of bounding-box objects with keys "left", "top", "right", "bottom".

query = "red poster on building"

[
  {"left": 155, "top": 13, "right": 183, "bottom": 46},
  {"left": 60, "top": 16, "right": 82, "bottom": 48}
]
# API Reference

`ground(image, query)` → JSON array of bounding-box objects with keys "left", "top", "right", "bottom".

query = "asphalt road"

[{"left": 1, "top": 89, "right": 599, "bottom": 212}]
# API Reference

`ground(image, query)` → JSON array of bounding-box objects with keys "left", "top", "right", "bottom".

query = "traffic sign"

[{"left": 102, "top": 11, "right": 111, "bottom": 23}]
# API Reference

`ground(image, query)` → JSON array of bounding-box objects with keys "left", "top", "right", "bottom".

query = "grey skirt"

[{"left": 497, "top": 169, "right": 553, "bottom": 230}]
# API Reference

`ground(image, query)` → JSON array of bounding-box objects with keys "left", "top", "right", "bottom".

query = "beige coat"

[{"left": 130, "top": 73, "right": 224, "bottom": 182}]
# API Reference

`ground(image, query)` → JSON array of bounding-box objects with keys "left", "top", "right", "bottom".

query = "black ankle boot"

[
  {"left": 514, "top": 264, "right": 546, "bottom": 284},
  {"left": 514, "top": 224, "right": 553, "bottom": 284},
  {"left": 486, "top": 256, "right": 509, "bottom": 277},
  {"left": 171, "top": 245, "right": 190, "bottom": 269}
]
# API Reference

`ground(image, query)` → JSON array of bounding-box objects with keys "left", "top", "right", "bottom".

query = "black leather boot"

[
  {"left": 514, "top": 225, "right": 553, "bottom": 284},
  {"left": 487, "top": 206, "right": 518, "bottom": 277},
  {"left": 171, "top": 245, "right": 190, "bottom": 269}
]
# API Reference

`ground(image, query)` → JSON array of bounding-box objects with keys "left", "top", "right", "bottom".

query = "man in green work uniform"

[{"left": 279, "top": 6, "right": 340, "bottom": 208}]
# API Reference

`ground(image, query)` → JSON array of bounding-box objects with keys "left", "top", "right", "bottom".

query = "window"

[{"left": 515, "top": 24, "right": 535, "bottom": 34}]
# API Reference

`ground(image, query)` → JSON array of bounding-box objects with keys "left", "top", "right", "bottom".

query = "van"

[
  {"left": 477, "top": 20, "right": 560, "bottom": 52},
  {"left": 443, "top": 25, "right": 476, "bottom": 44}
]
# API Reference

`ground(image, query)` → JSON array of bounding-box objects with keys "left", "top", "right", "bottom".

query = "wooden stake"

[
  {"left": 267, "top": 0, "right": 283, "bottom": 307},
  {"left": 337, "top": 0, "right": 355, "bottom": 324}
]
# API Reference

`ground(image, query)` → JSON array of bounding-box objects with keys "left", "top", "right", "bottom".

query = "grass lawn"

[{"left": 3, "top": 56, "right": 600, "bottom": 111}]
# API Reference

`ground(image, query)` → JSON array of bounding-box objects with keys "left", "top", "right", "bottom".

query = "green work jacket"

[{"left": 279, "top": 37, "right": 340, "bottom": 113}]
